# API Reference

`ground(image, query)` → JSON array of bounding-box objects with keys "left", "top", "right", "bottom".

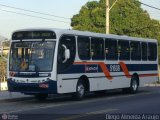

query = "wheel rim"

[
  {"left": 77, "top": 84, "right": 84, "bottom": 97},
  {"left": 132, "top": 80, "right": 137, "bottom": 91}
]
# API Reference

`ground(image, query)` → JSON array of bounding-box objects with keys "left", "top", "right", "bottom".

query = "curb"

[
  {"left": 0, "top": 91, "right": 33, "bottom": 102},
  {"left": 0, "top": 96, "right": 34, "bottom": 102},
  {"left": 144, "top": 84, "right": 160, "bottom": 87}
]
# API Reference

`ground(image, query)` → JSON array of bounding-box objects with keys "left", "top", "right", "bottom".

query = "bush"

[{"left": 0, "top": 57, "right": 7, "bottom": 82}]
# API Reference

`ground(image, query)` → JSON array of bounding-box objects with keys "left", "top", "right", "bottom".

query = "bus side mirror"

[
  {"left": 1, "top": 40, "right": 10, "bottom": 61},
  {"left": 62, "top": 44, "right": 70, "bottom": 63},
  {"left": 65, "top": 49, "right": 70, "bottom": 60}
]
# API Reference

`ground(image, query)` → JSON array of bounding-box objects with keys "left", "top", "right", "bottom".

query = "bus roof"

[{"left": 12, "top": 28, "right": 157, "bottom": 42}]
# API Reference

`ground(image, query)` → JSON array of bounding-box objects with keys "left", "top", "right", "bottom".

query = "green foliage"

[
  {"left": 71, "top": 0, "right": 160, "bottom": 63},
  {"left": 2, "top": 40, "right": 10, "bottom": 47},
  {"left": 71, "top": 0, "right": 105, "bottom": 33},
  {"left": 71, "top": 0, "right": 160, "bottom": 38},
  {"left": 0, "top": 57, "right": 7, "bottom": 82}
]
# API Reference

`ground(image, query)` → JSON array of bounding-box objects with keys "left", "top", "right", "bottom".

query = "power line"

[
  {"left": 0, "top": 3, "right": 70, "bottom": 20},
  {"left": 136, "top": 1, "right": 160, "bottom": 11},
  {"left": 0, "top": 9, "right": 70, "bottom": 24}
]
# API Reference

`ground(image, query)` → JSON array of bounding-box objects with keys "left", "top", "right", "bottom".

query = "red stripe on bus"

[
  {"left": 139, "top": 74, "right": 158, "bottom": 77},
  {"left": 99, "top": 62, "right": 112, "bottom": 80},
  {"left": 119, "top": 61, "right": 132, "bottom": 78}
]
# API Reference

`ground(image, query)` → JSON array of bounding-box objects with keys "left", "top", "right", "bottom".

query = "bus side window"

[
  {"left": 148, "top": 43, "right": 157, "bottom": 61},
  {"left": 57, "top": 35, "right": 76, "bottom": 73},
  {"left": 141, "top": 42, "right": 147, "bottom": 61},
  {"left": 118, "top": 40, "right": 130, "bottom": 60},
  {"left": 77, "top": 36, "right": 90, "bottom": 60},
  {"left": 105, "top": 39, "right": 118, "bottom": 60},
  {"left": 130, "top": 41, "right": 141, "bottom": 60},
  {"left": 91, "top": 38, "right": 104, "bottom": 60}
]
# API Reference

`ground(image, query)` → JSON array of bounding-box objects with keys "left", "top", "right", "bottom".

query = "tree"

[
  {"left": 71, "top": 0, "right": 160, "bottom": 41},
  {"left": 71, "top": 0, "right": 105, "bottom": 33}
]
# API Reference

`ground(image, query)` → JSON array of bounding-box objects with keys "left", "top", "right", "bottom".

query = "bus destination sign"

[{"left": 12, "top": 31, "right": 56, "bottom": 40}]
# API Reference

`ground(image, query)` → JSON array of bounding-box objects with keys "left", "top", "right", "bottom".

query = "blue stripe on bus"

[
  {"left": 59, "top": 64, "right": 158, "bottom": 74},
  {"left": 7, "top": 78, "right": 57, "bottom": 94}
]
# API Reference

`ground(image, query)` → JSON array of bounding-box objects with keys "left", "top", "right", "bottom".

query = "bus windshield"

[{"left": 9, "top": 41, "right": 56, "bottom": 72}]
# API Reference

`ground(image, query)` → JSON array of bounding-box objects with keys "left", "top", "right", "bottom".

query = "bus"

[{"left": 7, "top": 28, "right": 158, "bottom": 100}]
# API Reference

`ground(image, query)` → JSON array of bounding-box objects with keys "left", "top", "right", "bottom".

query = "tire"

[
  {"left": 35, "top": 94, "right": 48, "bottom": 101},
  {"left": 73, "top": 80, "right": 85, "bottom": 100},
  {"left": 130, "top": 76, "right": 139, "bottom": 94}
]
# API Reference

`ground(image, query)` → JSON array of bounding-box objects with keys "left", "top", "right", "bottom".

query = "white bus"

[{"left": 7, "top": 28, "right": 158, "bottom": 100}]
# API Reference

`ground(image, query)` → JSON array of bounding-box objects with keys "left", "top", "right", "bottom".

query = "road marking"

[
  {"left": 8, "top": 102, "right": 74, "bottom": 114},
  {"left": 56, "top": 108, "right": 119, "bottom": 120},
  {"left": 8, "top": 93, "right": 148, "bottom": 113},
  {"left": 8, "top": 96, "right": 121, "bottom": 114},
  {"left": 7, "top": 90, "right": 154, "bottom": 114},
  {"left": 0, "top": 97, "right": 34, "bottom": 103}
]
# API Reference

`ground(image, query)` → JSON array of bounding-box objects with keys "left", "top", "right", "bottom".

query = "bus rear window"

[
  {"left": 118, "top": 40, "right": 130, "bottom": 60},
  {"left": 148, "top": 43, "right": 157, "bottom": 61}
]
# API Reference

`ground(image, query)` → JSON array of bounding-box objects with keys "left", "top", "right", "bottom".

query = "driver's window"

[{"left": 57, "top": 35, "right": 76, "bottom": 73}]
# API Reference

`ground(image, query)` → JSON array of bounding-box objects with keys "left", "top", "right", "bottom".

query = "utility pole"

[
  {"left": 106, "top": 0, "right": 118, "bottom": 34},
  {"left": 106, "top": 0, "right": 109, "bottom": 34}
]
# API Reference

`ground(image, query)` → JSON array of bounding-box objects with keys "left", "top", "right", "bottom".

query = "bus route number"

[{"left": 110, "top": 65, "right": 121, "bottom": 72}]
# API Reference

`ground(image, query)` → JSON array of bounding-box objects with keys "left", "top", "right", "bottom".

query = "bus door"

[{"left": 57, "top": 35, "right": 76, "bottom": 93}]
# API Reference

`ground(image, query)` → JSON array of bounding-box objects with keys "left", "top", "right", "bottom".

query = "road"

[{"left": 0, "top": 86, "right": 160, "bottom": 120}]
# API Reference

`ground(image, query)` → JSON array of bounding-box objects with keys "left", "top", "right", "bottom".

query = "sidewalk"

[
  {"left": 0, "top": 91, "right": 32, "bottom": 101},
  {"left": 145, "top": 83, "right": 160, "bottom": 87}
]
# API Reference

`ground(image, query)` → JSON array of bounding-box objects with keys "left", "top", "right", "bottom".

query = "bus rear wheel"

[
  {"left": 73, "top": 80, "right": 85, "bottom": 100},
  {"left": 130, "top": 76, "right": 139, "bottom": 94},
  {"left": 35, "top": 94, "right": 48, "bottom": 101}
]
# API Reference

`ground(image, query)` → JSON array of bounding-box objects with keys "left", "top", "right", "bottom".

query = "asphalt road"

[{"left": 0, "top": 86, "right": 160, "bottom": 120}]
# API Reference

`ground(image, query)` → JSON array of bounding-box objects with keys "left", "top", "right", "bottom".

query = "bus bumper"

[{"left": 7, "top": 78, "right": 57, "bottom": 94}]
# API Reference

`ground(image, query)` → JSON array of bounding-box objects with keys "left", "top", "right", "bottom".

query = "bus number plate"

[{"left": 109, "top": 65, "right": 121, "bottom": 72}]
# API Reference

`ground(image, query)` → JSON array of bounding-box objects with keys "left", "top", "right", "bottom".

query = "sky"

[{"left": 0, "top": 0, "right": 160, "bottom": 39}]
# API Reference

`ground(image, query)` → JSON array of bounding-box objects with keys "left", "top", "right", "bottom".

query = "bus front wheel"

[{"left": 73, "top": 80, "right": 85, "bottom": 100}]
